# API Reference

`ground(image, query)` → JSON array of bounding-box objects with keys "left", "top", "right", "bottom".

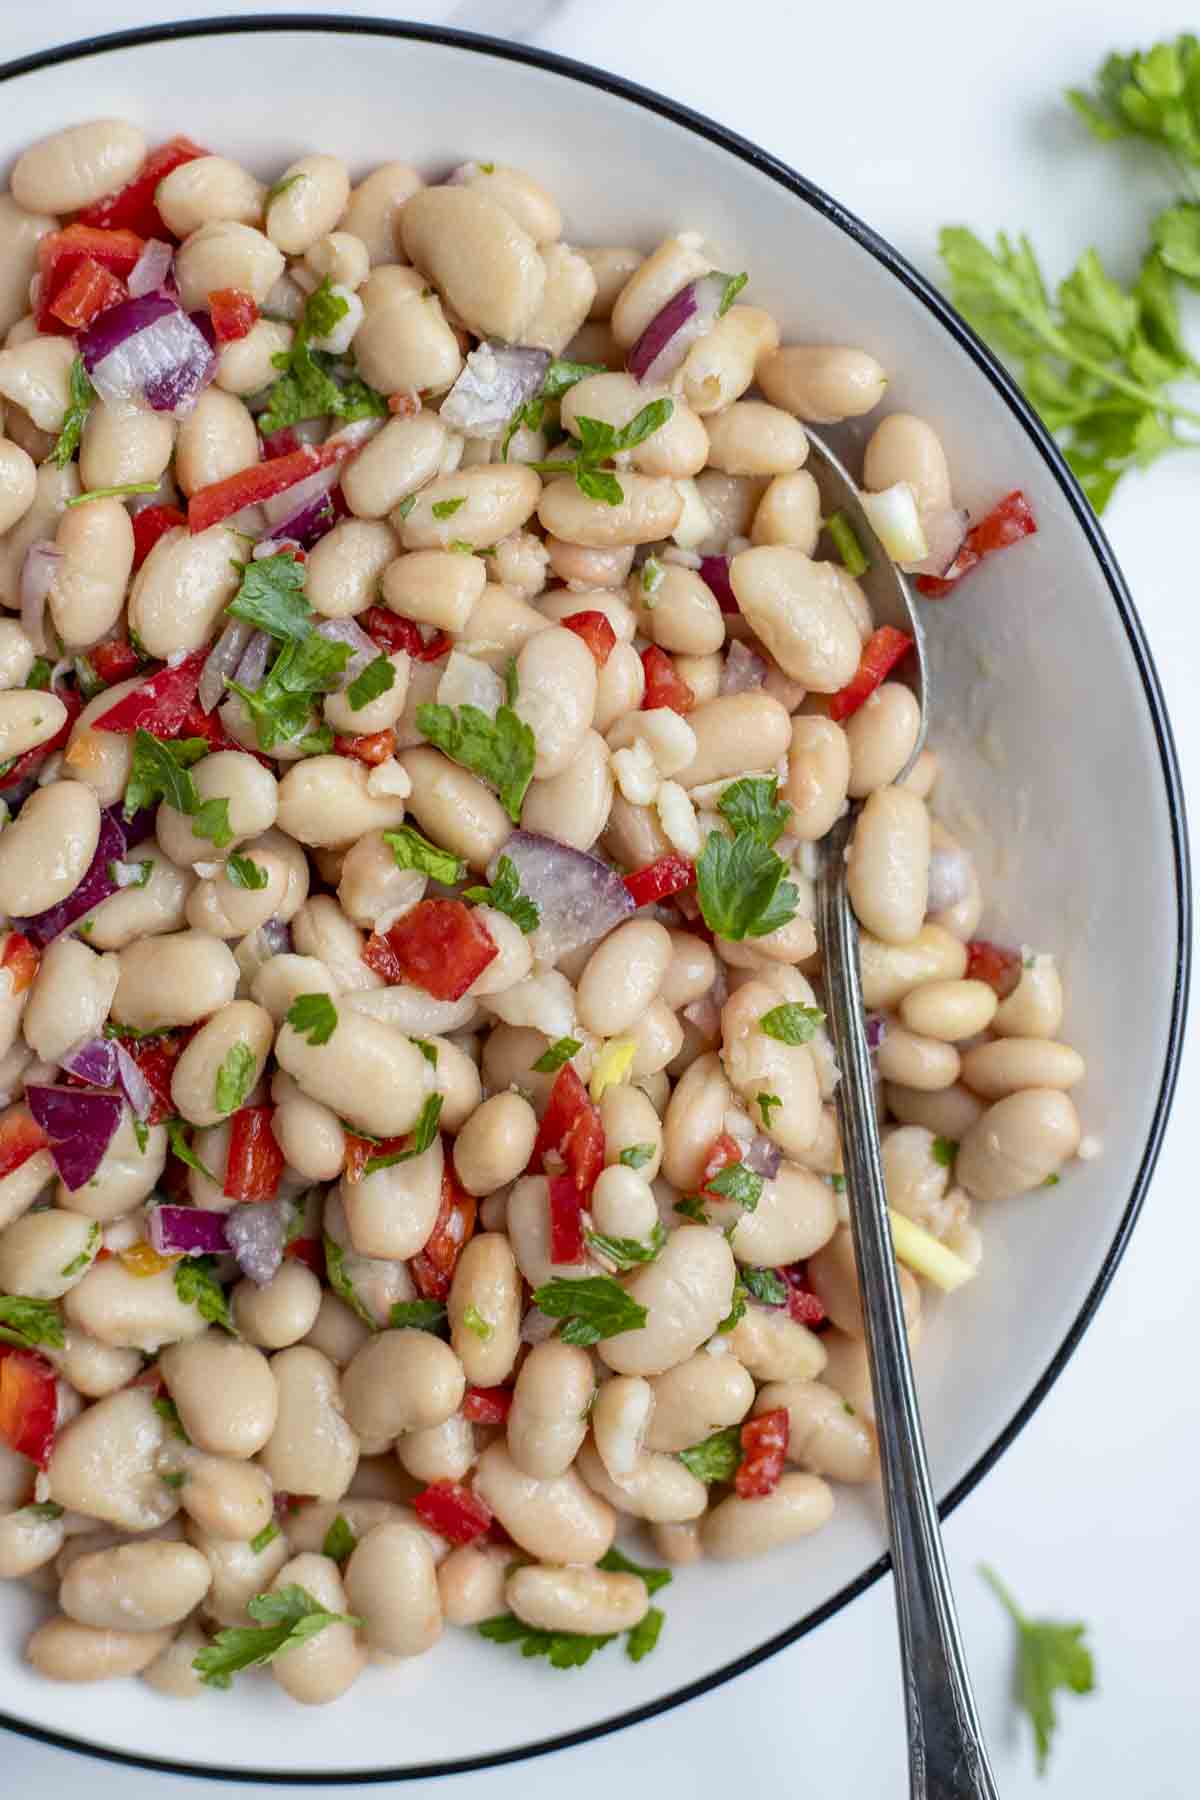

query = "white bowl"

[{"left": 0, "top": 16, "right": 1188, "bottom": 1785}]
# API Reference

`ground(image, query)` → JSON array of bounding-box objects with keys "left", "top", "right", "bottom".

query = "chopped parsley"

[
  {"left": 695, "top": 828, "right": 799, "bottom": 941},
  {"left": 174, "top": 1255, "right": 236, "bottom": 1334},
  {"left": 678, "top": 1425, "right": 742, "bottom": 1483},
  {"left": 480, "top": 1548, "right": 670, "bottom": 1670},
  {"left": 529, "top": 401, "right": 674, "bottom": 506},
  {"left": 321, "top": 1515, "right": 357, "bottom": 1564},
  {"left": 674, "top": 1196, "right": 710, "bottom": 1225},
  {"left": 226, "top": 854, "right": 268, "bottom": 890},
  {"left": 618, "top": 1144, "right": 655, "bottom": 1170},
  {"left": 932, "top": 1135, "right": 959, "bottom": 1167},
  {"left": 530, "top": 1275, "right": 648, "bottom": 1347},
  {"left": 59, "top": 1221, "right": 100, "bottom": 1278},
  {"left": 227, "top": 631, "right": 351, "bottom": 753},
  {"left": 757, "top": 1092, "right": 782, "bottom": 1128},
  {"left": 584, "top": 1222, "right": 666, "bottom": 1270},
  {"left": 416, "top": 697, "right": 535, "bottom": 823},
  {"left": 981, "top": 1565, "right": 1095, "bottom": 1775},
  {"left": 123, "top": 731, "right": 208, "bottom": 820},
  {"left": 463, "top": 854, "right": 539, "bottom": 933},
  {"left": 346, "top": 654, "right": 396, "bottom": 712},
  {"left": 258, "top": 278, "right": 388, "bottom": 436},
  {"left": 431, "top": 496, "right": 466, "bottom": 520},
  {"left": 411, "top": 1038, "right": 438, "bottom": 1068},
  {"left": 718, "top": 271, "right": 749, "bottom": 314},
  {"left": 462, "top": 1303, "right": 493, "bottom": 1342},
  {"left": 214, "top": 1041, "right": 257, "bottom": 1115},
  {"left": 67, "top": 481, "right": 158, "bottom": 507},
  {"left": 717, "top": 1277, "right": 748, "bottom": 1333},
  {"left": 501, "top": 356, "right": 606, "bottom": 457},
  {"left": 825, "top": 510, "right": 870, "bottom": 578},
  {"left": 383, "top": 825, "right": 466, "bottom": 885},
  {"left": 742, "top": 1266, "right": 789, "bottom": 1305},
  {"left": 228, "top": 553, "right": 312, "bottom": 642},
  {"left": 390, "top": 1298, "right": 449, "bottom": 1333},
  {"left": 249, "top": 1521, "right": 279, "bottom": 1555},
  {"left": 285, "top": 993, "right": 338, "bottom": 1047},
  {"left": 165, "top": 1118, "right": 217, "bottom": 1183},
  {"left": 717, "top": 774, "right": 791, "bottom": 847},
  {"left": 323, "top": 1233, "right": 375, "bottom": 1330},
  {"left": 0, "top": 1295, "right": 64, "bottom": 1350},
  {"left": 193, "top": 1584, "right": 363, "bottom": 1688},
  {"left": 362, "top": 1094, "right": 443, "bottom": 1173},
  {"left": 759, "top": 1003, "right": 824, "bottom": 1045},
  {"left": 531, "top": 1036, "right": 581, "bottom": 1074},
  {"left": 706, "top": 1161, "right": 762, "bottom": 1212},
  {"left": 153, "top": 1396, "right": 190, "bottom": 1443},
  {"left": 50, "top": 356, "right": 94, "bottom": 470}
]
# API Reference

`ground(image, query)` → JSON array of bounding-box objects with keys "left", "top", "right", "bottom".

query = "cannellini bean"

[
  {"left": 876, "top": 1024, "right": 961, "bottom": 1092},
  {"left": 233, "top": 1262, "right": 322, "bottom": 1350},
  {"left": 128, "top": 524, "right": 244, "bottom": 656},
  {"left": 169, "top": 1000, "right": 274, "bottom": 1127},
  {"left": 512, "top": 625, "right": 597, "bottom": 780},
  {"left": 269, "top": 1552, "right": 365, "bottom": 1705},
  {"left": 174, "top": 222, "right": 285, "bottom": 311},
  {"left": 724, "top": 1305, "right": 828, "bottom": 1382},
  {"left": 343, "top": 161, "right": 423, "bottom": 264},
  {"left": 260, "top": 1347, "right": 358, "bottom": 1501},
  {"left": 473, "top": 1441, "right": 615, "bottom": 1565},
  {"left": 64, "top": 1258, "right": 207, "bottom": 1353},
  {"left": 399, "top": 746, "right": 513, "bottom": 873},
  {"left": 955, "top": 1090, "right": 1081, "bottom": 1201},
  {"left": 677, "top": 692, "right": 792, "bottom": 790},
  {"left": 863, "top": 413, "right": 952, "bottom": 513},
  {"left": 340, "top": 1137, "right": 444, "bottom": 1261},
  {"left": 159, "top": 1332, "right": 278, "bottom": 1459},
  {"left": 577, "top": 919, "right": 672, "bottom": 1038},
  {"left": 520, "top": 730, "right": 613, "bottom": 852},
  {"left": 56, "top": 1110, "right": 166, "bottom": 1222},
  {"left": 959, "top": 1037, "right": 1085, "bottom": 1100},
  {"left": 721, "top": 979, "right": 821, "bottom": 1155},
  {"left": 344, "top": 1520, "right": 442, "bottom": 1658},
  {"left": 992, "top": 958, "right": 1064, "bottom": 1038},
  {"left": 899, "top": 978, "right": 996, "bottom": 1042},
  {"left": 597, "top": 1226, "right": 735, "bottom": 1376},
  {"left": 275, "top": 1006, "right": 427, "bottom": 1139},
  {"left": 506, "top": 1341, "right": 594, "bottom": 1478},
  {"left": 758, "top": 345, "right": 888, "bottom": 423},
  {"left": 156, "top": 155, "right": 264, "bottom": 236},
  {"left": 437, "top": 1542, "right": 513, "bottom": 1627},
  {"left": 509, "top": 1562, "right": 648, "bottom": 1636},
  {"left": 845, "top": 684, "right": 922, "bottom": 797},
  {"left": 847, "top": 787, "right": 931, "bottom": 945},
  {"left": 47, "top": 1388, "right": 181, "bottom": 1531},
  {"left": 858, "top": 924, "right": 967, "bottom": 1009},
  {"left": 401, "top": 187, "right": 546, "bottom": 342},
  {"left": 27, "top": 1616, "right": 173, "bottom": 1683},
  {"left": 0, "top": 1209, "right": 98, "bottom": 1300},
  {"left": 0, "top": 781, "right": 100, "bottom": 918},
  {"left": 394, "top": 1413, "right": 475, "bottom": 1485},
  {"left": 537, "top": 473, "right": 682, "bottom": 549},
  {"left": 576, "top": 1436, "right": 707, "bottom": 1522},
  {"left": 266, "top": 154, "right": 351, "bottom": 256},
  {"left": 341, "top": 1330, "right": 465, "bottom": 1443},
  {"left": 22, "top": 935, "right": 118, "bottom": 1064},
  {"left": 141, "top": 1620, "right": 209, "bottom": 1700},
  {"left": 807, "top": 1227, "right": 921, "bottom": 1339},
  {"left": 60, "top": 1540, "right": 211, "bottom": 1632},
  {"left": 113, "top": 931, "right": 238, "bottom": 1034},
  {"left": 178, "top": 1453, "right": 275, "bottom": 1542},
  {"left": 645, "top": 1353, "right": 756, "bottom": 1452},
  {"left": 884, "top": 1080, "right": 985, "bottom": 1140},
  {"left": 191, "top": 1523, "right": 290, "bottom": 1628},
  {"left": 729, "top": 546, "right": 860, "bottom": 690},
  {"left": 701, "top": 1471, "right": 834, "bottom": 1559}
]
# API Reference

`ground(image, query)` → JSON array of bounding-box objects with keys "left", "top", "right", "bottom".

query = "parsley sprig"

[
  {"left": 258, "top": 279, "right": 387, "bottom": 435},
  {"left": 174, "top": 1255, "right": 236, "bottom": 1335},
  {"left": 416, "top": 699, "right": 535, "bottom": 823},
  {"left": 695, "top": 776, "right": 800, "bottom": 942},
  {"left": 530, "top": 1275, "right": 648, "bottom": 1347},
  {"left": 501, "top": 356, "right": 607, "bottom": 458},
  {"left": 528, "top": 401, "right": 674, "bottom": 506},
  {"left": 981, "top": 1565, "right": 1096, "bottom": 1774},
  {"left": 50, "top": 356, "right": 94, "bottom": 470},
  {"left": 0, "top": 1295, "right": 64, "bottom": 1350},
  {"left": 383, "top": 825, "right": 466, "bottom": 885},
  {"left": 193, "top": 1584, "right": 362, "bottom": 1688},
  {"left": 463, "top": 854, "right": 539, "bottom": 933},
  {"left": 479, "top": 1547, "right": 670, "bottom": 1669}
]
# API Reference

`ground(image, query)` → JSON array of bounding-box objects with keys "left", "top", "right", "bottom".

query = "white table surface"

[{"left": 2, "top": 2, "right": 1197, "bottom": 1794}]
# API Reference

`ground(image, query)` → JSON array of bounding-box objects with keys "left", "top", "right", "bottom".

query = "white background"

[{"left": 3, "top": 1, "right": 1198, "bottom": 1794}]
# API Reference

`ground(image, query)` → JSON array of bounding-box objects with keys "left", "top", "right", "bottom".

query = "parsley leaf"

[
  {"left": 389, "top": 1298, "right": 448, "bottom": 1333},
  {"left": 742, "top": 1266, "right": 788, "bottom": 1305},
  {"left": 214, "top": 1042, "right": 256, "bottom": 1115},
  {"left": 192, "top": 1584, "right": 362, "bottom": 1688},
  {"left": 25, "top": 1501, "right": 64, "bottom": 1521},
  {"left": 932, "top": 1135, "right": 958, "bottom": 1168},
  {"left": 463, "top": 1303, "right": 493, "bottom": 1341},
  {"left": 695, "top": 829, "right": 799, "bottom": 941},
  {"left": 321, "top": 1515, "right": 357, "bottom": 1563},
  {"left": 705, "top": 1161, "right": 762, "bottom": 1211},
  {"left": 285, "top": 993, "right": 338, "bottom": 1047},
  {"left": 228, "top": 633, "right": 351, "bottom": 752},
  {"left": 191, "top": 795, "right": 233, "bottom": 850},
  {"left": 166, "top": 1118, "right": 217, "bottom": 1183},
  {"left": 463, "top": 854, "right": 539, "bottom": 933},
  {"left": 528, "top": 400, "right": 674, "bottom": 506},
  {"left": 626, "top": 1607, "right": 665, "bottom": 1662},
  {"left": 431, "top": 496, "right": 466, "bottom": 520},
  {"left": 618, "top": 1144, "right": 655, "bottom": 1170},
  {"left": 153, "top": 1395, "right": 190, "bottom": 1443},
  {"left": 123, "top": 731, "right": 208, "bottom": 820},
  {"left": 585, "top": 1222, "right": 667, "bottom": 1270},
  {"left": 530, "top": 1275, "right": 648, "bottom": 1347},
  {"left": 174, "top": 1255, "right": 236, "bottom": 1334},
  {"left": 258, "top": 279, "right": 388, "bottom": 436},
  {"left": 50, "top": 356, "right": 94, "bottom": 470},
  {"left": 362, "top": 1094, "right": 443, "bottom": 1173},
  {"left": 597, "top": 1544, "right": 672, "bottom": 1598},
  {"left": 228, "top": 554, "right": 312, "bottom": 641},
  {"left": 411, "top": 1038, "right": 438, "bottom": 1068},
  {"left": 25, "top": 657, "right": 52, "bottom": 691},
  {"left": 59, "top": 1222, "right": 100, "bottom": 1278},
  {"left": 226, "top": 854, "right": 268, "bottom": 891},
  {"left": 323, "top": 1233, "right": 376, "bottom": 1329},
  {"left": 346, "top": 654, "right": 395, "bottom": 713},
  {"left": 531, "top": 1036, "right": 581, "bottom": 1073},
  {"left": 132, "top": 1116, "right": 150, "bottom": 1153},
  {"left": 478, "top": 1612, "right": 616, "bottom": 1670},
  {"left": 759, "top": 1002, "right": 824, "bottom": 1044},
  {"left": 1066, "top": 37, "right": 1200, "bottom": 170},
  {"left": 717, "top": 775, "right": 791, "bottom": 847},
  {"left": 718, "top": 271, "right": 749, "bottom": 315},
  {"left": 674, "top": 1196, "right": 710, "bottom": 1224},
  {"left": 383, "top": 825, "right": 466, "bottom": 885},
  {"left": 67, "top": 481, "right": 158, "bottom": 508},
  {"left": 249, "top": 1521, "right": 279, "bottom": 1555},
  {"left": 501, "top": 356, "right": 607, "bottom": 457},
  {"left": 757, "top": 1092, "right": 781, "bottom": 1128},
  {"left": 981, "top": 1565, "right": 1096, "bottom": 1775},
  {"left": 416, "top": 700, "right": 535, "bottom": 823},
  {"left": 717, "top": 1277, "right": 748, "bottom": 1333},
  {"left": 0, "top": 1295, "right": 64, "bottom": 1350},
  {"left": 678, "top": 1425, "right": 742, "bottom": 1483}
]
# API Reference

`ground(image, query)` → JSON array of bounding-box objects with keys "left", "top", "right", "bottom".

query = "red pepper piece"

[
  {"left": 0, "top": 1348, "right": 58, "bottom": 1468},
  {"left": 341, "top": 1132, "right": 409, "bottom": 1185},
  {"left": 89, "top": 638, "right": 145, "bottom": 685},
  {"left": 410, "top": 1165, "right": 477, "bottom": 1301},
  {"left": 548, "top": 1172, "right": 586, "bottom": 1264},
  {"left": 48, "top": 257, "right": 126, "bottom": 330},
  {"left": 462, "top": 1386, "right": 513, "bottom": 1425},
  {"left": 965, "top": 939, "right": 1023, "bottom": 1000},
  {"left": 0, "top": 1107, "right": 48, "bottom": 1181},
  {"left": 561, "top": 610, "right": 616, "bottom": 668},
  {"left": 387, "top": 390, "right": 422, "bottom": 418},
  {"left": 223, "top": 1106, "right": 284, "bottom": 1202},
  {"left": 916, "top": 490, "right": 1037, "bottom": 598},
  {"left": 699, "top": 1132, "right": 743, "bottom": 1200},
  {"left": 412, "top": 1479, "right": 493, "bottom": 1546},
  {"left": 529, "top": 1065, "right": 605, "bottom": 1198},
  {"left": 781, "top": 1263, "right": 827, "bottom": 1328},
  {"left": 1, "top": 933, "right": 40, "bottom": 996},
  {"left": 114, "top": 1034, "right": 182, "bottom": 1126},
  {"left": 208, "top": 287, "right": 259, "bottom": 343},
  {"left": 285, "top": 1238, "right": 325, "bottom": 1278},
  {"left": 736, "top": 1406, "right": 789, "bottom": 1499},
  {"left": 0, "top": 687, "right": 81, "bottom": 789},
  {"left": 358, "top": 605, "right": 451, "bottom": 662},
  {"left": 76, "top": 135, "right": 208, "bottom": 240},
  {"left": 827, "top": 626, "right": 914, "bottom": 724},
  {"left": 35, "top": 224, "right": 146, "bottom": 334},
  {"left": 91, "top": 649, "right": 207, "bottom": 736},
  {"left": 333, "top": 730, "right": 395, "bottom": 767},
  {"left": 624, "top": 853, "right": 694, "bottom": 908},
  {"left": 364, "top": 899, "right": 498, "bottom": 1002},
  {"left": 641, "top": 644, "right": 695, "bottom": 715},
  {"left": 131, "top": 504, "right": 187, "bottom": 571},
  {"left": 188, "top": 441, "right": 355, "bottom": 535},
  {"left": 259, "top": 426, "right": 301, "bottom": 459}
]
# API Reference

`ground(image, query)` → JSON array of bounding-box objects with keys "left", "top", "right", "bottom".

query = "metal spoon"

[{"left": 805, "top": 430, "right": 999, "bottom": 1800}]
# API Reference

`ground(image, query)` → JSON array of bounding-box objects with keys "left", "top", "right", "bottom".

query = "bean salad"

[{"left": 0, "top": 119, "right": 1084, "bottom": 1703}]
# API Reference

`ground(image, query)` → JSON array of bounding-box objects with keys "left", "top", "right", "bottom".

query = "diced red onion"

[
  {"left": 25, "top": 1085, "right": 124, "bottom": 1191},
  {"left": 224, "top": 1200, "right": 286, "bottom": 1287},
  {"left": 902, "top": 505, "right": 971, "bottom": 578},
  {"left": 314, "top": 617, "right": 378, "bottom": 689},
  {"left": 491, "top": 832, "right": 635, "bottom": 964},
  {"left": 59, "top": 1035, "right": 118, "bottom": 1087},
  {"left": 121, "top": 805, "right": 157, "bottom": 851},
  {"left": 744, "top": 1134, "right": 782, "bottom": 1180},
  {"left": 233, "top": 630, "right": 272, "bottom": 694},
  {"left": 199, "top": 619, "right": 254, "bottom": 714},
  {"left": 627, "top": 271, "right": 731, "bottom": 385},
  {"left": 698, "top": 553, "right": 738, "bottom": 614},
  {"left": 520, "top": 1306, "right": 559, "bottom": 1346},
  {"left": 719, "top": 638, "right": 768, "bottom": 695},
  {"left": 866, "top": 1015, "right": 888, "bottom": 1052},
  {"left": 440, "top": 342, "right": 551, "bottom": 438},
  {"left": 80, "top": 291, "right": 216, "bottom": 417},
  {"left": 114, "top": 1044, "right": 153, "bottom": 1122},
  {"left": 12, "top": 808, "right": 128, "bottom": 946},
  {"left": 259, "top": 917, "right": 292, "bottom": 956},
  {"left": 128, "top": 239, "right": 174, "bottom": 299},
  {"left": 261, "top": 463, "right": 338, "bottom": 528},
  {"left": 269, "top": 489, "right": 337, "bottom": 550},
  {"left": 19, "top": 542, "right": 61, "bottom": 655},
  {"left": 927, "top": 846, "right": 971, "bottom": 912},
  {"left": 148, "top": 1204, "right": 230, "bottom": 1258}
]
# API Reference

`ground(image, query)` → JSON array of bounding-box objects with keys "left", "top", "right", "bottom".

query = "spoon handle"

[{"left": 818, "top": 816, "right": 999, "bottom": 1800}]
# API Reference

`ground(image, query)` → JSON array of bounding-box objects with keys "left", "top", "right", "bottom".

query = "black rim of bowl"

[{"left": 0, "top": 13, "right": 1190, "bottom": 1786}]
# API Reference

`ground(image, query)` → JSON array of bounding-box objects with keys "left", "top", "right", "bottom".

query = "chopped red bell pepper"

[
  {"left": 48, "top": 257, "right": 127, "bottom": 330},
  {"left": 75, "top": 135, "right": 208, "bottom": 240},
  {"left": 387, "top": 390, "right": 422, "bottom": 418},
  {"left": 259, "top": 426, "right": 301, "bottom": 458},
  {"left": 0, "top": 1348, "right": 58, "bottom": 1469},
  {"left": 561, "top": 610, "right": 616, "bottom": 668},
  {"left": 641, "top": 644, "right": 695, "bottom": 715},
  {"left": 176, "top": 699, "right": 248, "bottom": 759},
  {"left": 462, "top": 1386, "right": 513, "bottom": 1425},
  {"left": 342, "top": 1131, "right": 408, "bottom": 1185},
  {"left": 364, "top": 900, "right": 498, "bottom": 1002},
  {"left": 548, "top": 1172, "right": 586, "bottom": 1264},
  {"left": 699, "top": 1132, "right": 743, "bottom": 1200},
  {"left": 131, "top": 504, "right": 187, "bottom": 571},
  {"left": 0, "top": 687, "right": 81, "bottom": 789},
  {"left": 223, "top": 1106, "right": 284, "bottom": 1202},
  {"left": 36, "top": 224, "right": 146, "bottom": 334},
  {"left": 284, "top": 1237, "right": 325, "bottom": 1278},
  {"left": 916, "top": 490, "right": 1037, "bottom": 598},
  {"left": 114, "top": 1033, "right": 182, "bottom": 1126},
  {"left": 965, "top": 939, "right": 1023, "bottom": 1000},
  {"left": 781, "top": 1262, "right": 827, "bottom": 1328},
  {"left": 358, "top": 605, "right": 451, "bottom": 662},
  {"left": 410, "top": 1165, "right": 477, "bottom": 1301},
  {"left": 0, "top": 1107, "right": 48, "bottom": 1181},
  {"left": 529, "top": 1065, "right": 605, "bottom": 1198},
  {"left": 1, "top": 933, "right": 40, "bottom": 996},
  {"left": 188, "top": 441, "right": 355, "bottom": 535},
  {"left": 89, "top": 638, "right": 146, "bottom": 686},
  {"left": 412, "top": 1479, "right": 493, "bottom": 1545},
  {"left": 208, "top": 287, "right": 259, "bottom": 343},
  {"left": 333, "top": 730, "right": 395, "bottom": 767},
  {"left": 735, "top": 1406, "right": 789, "bottom": 1499},
  {"left": 827, "top": 626, "right": 914, "bottom": 724},
  {"left": 91, "top": 649, "right": 207, "bottom": 737},
  {"left": 624, "top": 853, "right": 694, "bottom": 907}
]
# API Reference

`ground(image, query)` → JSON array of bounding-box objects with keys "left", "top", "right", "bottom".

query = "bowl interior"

[{"left": 0, "top": 19, "right": 1185, "bottom": 1782}]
